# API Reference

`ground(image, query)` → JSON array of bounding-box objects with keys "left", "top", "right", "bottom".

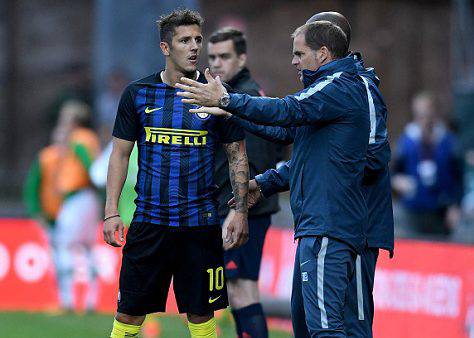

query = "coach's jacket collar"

[
  {"left": 352, "top": 52, "right": 381, "bottom": 87},
  {"left": 302, "top": 55, "right": 358, "bottom": 88}
]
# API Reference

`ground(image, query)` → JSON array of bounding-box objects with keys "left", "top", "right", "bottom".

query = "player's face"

[
  {"left": 208, "top": 40, "right": 246, "bottom": 82},
  {"left": 165, "top": 25, "right": 203, "bottom": 74},
  {"left": 292, "top": 32, "right": 324, "bottom": 83}
]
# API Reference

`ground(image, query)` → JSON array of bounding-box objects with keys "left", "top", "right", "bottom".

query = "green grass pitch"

[{"left": 0, "top": 311, "right": 292, "bottom": 337}]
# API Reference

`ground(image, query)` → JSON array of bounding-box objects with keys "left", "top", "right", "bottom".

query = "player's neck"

[{"left": 162, "top": 64, "right": 197, "bottom": 87}]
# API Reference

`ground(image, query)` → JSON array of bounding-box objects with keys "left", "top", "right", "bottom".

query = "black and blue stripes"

[{"left": 113, "top": 72, "right": 243, "bottom": 228}]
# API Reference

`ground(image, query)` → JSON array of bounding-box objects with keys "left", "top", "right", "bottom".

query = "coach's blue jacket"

[
  {"left": 233, "top": 54, "right": 395, "bottom": 255},
  {"left": 226, "top": 56, "right": 370, "bottom": 252}
]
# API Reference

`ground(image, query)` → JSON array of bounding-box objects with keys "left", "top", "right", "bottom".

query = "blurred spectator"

[
  {"left": 96, "top": 70, "right": 129, "bottom": 143},
  {"left": 23, "top": 126, "right": 67, "bottom": 230},
  {"left": 23, "top": 126, "right": 68, "bottom": 311},
  {"left": 53, "top": 100, "right": 101, "bottom": 311},
  {"left": 392, "top": 92, "right": 463, "bottom": 238}
]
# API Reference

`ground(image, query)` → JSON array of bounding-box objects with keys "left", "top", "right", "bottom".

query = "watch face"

[{"left": 220, "top": 95, "right": 230, "bottom": 107}]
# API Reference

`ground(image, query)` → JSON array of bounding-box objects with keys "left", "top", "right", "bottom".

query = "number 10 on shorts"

[{"left": 207, "top": 267, "right": 224, "bottom": 291}]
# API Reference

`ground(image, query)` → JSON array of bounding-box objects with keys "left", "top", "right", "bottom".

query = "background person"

[
  {"left": 392, "top": 91, "right": 462, "bottom": 238},
  {"left": 54, "top": 100, "right": 102, "bottom": 311}
]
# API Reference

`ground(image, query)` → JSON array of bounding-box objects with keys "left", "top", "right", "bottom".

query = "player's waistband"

[{"left": 129, "top": 221, "right": 221, "bottom": 232}]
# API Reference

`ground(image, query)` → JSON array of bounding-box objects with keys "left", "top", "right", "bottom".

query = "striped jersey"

[{"left": 112, "top": 71, "right": 244, "bottom": 227}]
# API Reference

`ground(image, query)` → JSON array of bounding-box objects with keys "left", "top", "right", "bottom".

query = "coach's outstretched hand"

[
  {"left": 228, "top": 179, "right": 262, "bottom": 210},
  {"left": 103, "top": 215, "right": 125, "bottom": 247},
  {"left": 222, "top": 209, "right": 249, "bottom": 250},
  {"left": 189, "top": 106, "right": 231, "bottom": 117},
  {"left": 176, "top": 68, "right": 227, "bottom": 107}
]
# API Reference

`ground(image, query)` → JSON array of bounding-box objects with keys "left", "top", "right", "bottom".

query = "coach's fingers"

[
  {"left": 176, "top": 90, "right": 198, "bottom": 99},
  {"left": 204, "top": 68, "right": 215, "bottom": 83},
  {"left": 189, "top": 106, "right": 230, "bottom": 117},
  {"left": 181, "top": 98, "right": 199, "bottom": 105},
  {"left": 227, "top": 196, "right": 236, "bottom": 207},
  {"left": 179, "top": 77, "right": 204, "bottom": 87},
  {"left": 175, "top": 83, "right": 199, "bottom": 93}
]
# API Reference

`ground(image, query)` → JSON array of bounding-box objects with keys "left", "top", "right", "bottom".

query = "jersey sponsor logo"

[
  {"left": 144, "top": 106, "right": 163, "bottom": 114},
  {"left": 208, "top": 295, "right": 221, "bottom": 304},
  {"left": 144, "top": 127, "right": 207, "bottom": 146}
]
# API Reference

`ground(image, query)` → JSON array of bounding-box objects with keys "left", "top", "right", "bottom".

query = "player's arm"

[
  {"left": 228, "top": 160, "right": 291, "bottom": 209},
  {"left": 104, "top": 137, "right": 133, "bottom": 247},
  {"left": 104, "top": 84, "right": 137, "bottom": 247},
  {"left": 223, "top": 140, "right": 249, "bottom": 249}
]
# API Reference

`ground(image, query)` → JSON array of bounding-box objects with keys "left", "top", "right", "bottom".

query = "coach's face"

[
  {"left": 292, "top": 32, "right": 325, "bottom": 83},
  {"left": 208, "top": 40, "right": 246, "bottom": 82},
  {"left": 162, "top": 24, "right": 203, "bottom": 73}
]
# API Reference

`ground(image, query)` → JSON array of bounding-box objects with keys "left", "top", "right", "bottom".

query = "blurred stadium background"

[{"left": 1, "top": 0, "right": 474, "bottom": 337}]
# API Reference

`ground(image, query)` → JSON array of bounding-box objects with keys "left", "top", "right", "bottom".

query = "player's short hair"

[
  {"left": 208, "top": 27, "right": 247, "bottom": 55},
  {"left": 157, "top": 9, "right": 204, "bottom": 44},
  {"left": 292, "top": 21, "right": 348, "bottom": 58}
]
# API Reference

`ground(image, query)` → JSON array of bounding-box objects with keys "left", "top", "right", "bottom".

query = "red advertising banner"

[
  {"left": 1, "top": 219, "right": 474, "bottom": 338},
  {"left": 374, "top": 240, "right": 474, "bottom": 338}
]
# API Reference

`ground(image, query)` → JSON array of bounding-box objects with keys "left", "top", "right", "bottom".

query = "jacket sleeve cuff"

[{"left": 255, "top": 173, "right": 277, "bottom": 198}]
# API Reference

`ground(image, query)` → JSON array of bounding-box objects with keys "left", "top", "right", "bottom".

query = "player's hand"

[
  {"left": 189, "top": 106, "right": 231, "bottom": 118},
  {"left": 103, "top": 215, "right": 124, "bottom": 247},
  {"left": 228, "top": 179, "right": 262, "bottom": 209},
  {"left": 175, "top": 68, "right": 226, "bottom": 107},
  {"left": 222, "top": 209, "right": 249, "bottom": 250}
]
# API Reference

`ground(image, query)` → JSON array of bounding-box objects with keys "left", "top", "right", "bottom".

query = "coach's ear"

[{"left": 160, "top": 41, "right": 170, "bottom": 56}]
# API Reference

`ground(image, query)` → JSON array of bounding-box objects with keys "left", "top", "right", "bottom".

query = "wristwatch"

[{"left": 218, "top": 93, "right": 231, "bottom": 108}]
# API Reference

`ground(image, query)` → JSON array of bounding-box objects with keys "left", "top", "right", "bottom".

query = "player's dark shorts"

[
  {"left": 222, "top": 214, "right": 271, "bottom": 281},
  {"left": 117, "top": 222, "right": 228, "bottom": 316}
]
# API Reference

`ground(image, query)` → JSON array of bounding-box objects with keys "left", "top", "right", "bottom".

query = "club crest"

[{"left": 193, "top": 105, "right": 210, "bottom": 120}]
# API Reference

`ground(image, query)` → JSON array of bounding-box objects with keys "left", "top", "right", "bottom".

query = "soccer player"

[
  {"left": 177, "top": 21, "right": 371, "bottom": 337},
  {"left": 208, "top": 27, "right": 281, "bottom": 338},
  {"left": 103, "top": 9, "right": 249, "bottom": 338}
]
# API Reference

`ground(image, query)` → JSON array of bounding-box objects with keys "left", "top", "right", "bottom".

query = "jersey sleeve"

[
  {"left": 216, "top": 116, "right": 245, "bottom": 144},
  {"left": 112, "top": 85, "right": 138, "bottom": 141}
]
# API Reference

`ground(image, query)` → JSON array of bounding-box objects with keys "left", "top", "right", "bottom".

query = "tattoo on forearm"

[{"left": 224, "top": 141, "right": 249, "bottom": 213}]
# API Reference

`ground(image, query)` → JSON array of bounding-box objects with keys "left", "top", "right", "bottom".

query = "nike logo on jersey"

[
  {"left": 145, "top": 106, "right": 163, "bottom": 114},
  {"left": 208, "top": 295, "right": 221, "bottom": 304},
  {"left": 300, "top": 259, "right": 311, "bottom": 267}
]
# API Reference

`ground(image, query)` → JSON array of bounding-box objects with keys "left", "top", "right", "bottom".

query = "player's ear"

[
  {"left": 160, "top": 41, "right": 170, "bottom": 56},
  {"left": 237, "top": 53, "right": 247, "bottom": 68}
]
